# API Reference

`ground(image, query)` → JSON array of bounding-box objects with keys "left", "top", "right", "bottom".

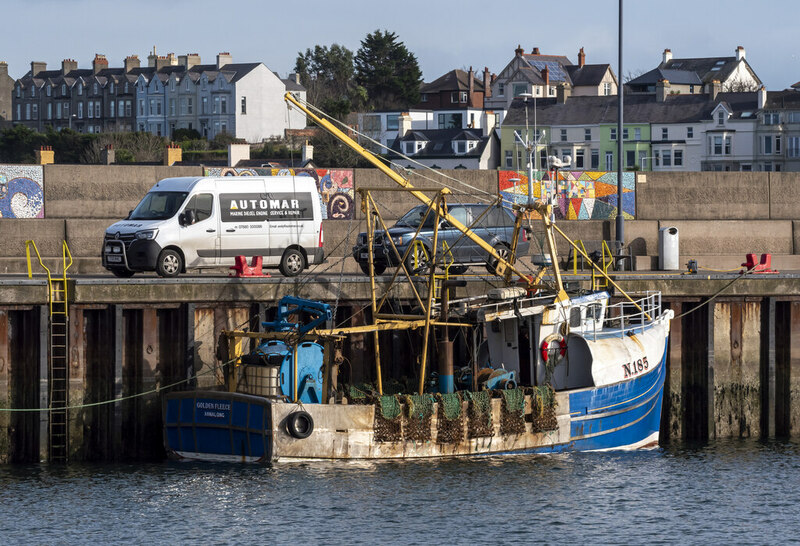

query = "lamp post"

[
  {"left": 616, "top": 0, "right": 625, "bottom": 263},
  {"left": 514, "top": 92, "right": 543, "bottom": 206}
]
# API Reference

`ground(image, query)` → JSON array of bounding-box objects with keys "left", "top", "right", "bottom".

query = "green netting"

[
  {"left": 348, "top": 383, "right": 372, "bottom": 400},
  {"left": 500, "top": 388, "right": 526, "bottom": 435},
  {"left": 436, "top": 392, "right": 464, "bottom": 444},
  {"left": 378, "top": 395, "right": 402, "bottom": 420},
  {"left": 465, "top": 390, "right": 494, "bottom": 438},
  {"left": 530, "top": 385, "right": 558, "bottom": 432},
  {"left": 405, "top": 394, "right": 435, "bottom": 442}
]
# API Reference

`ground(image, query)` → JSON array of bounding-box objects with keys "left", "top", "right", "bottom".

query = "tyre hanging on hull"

[{"left": 286, "top": 411, "right": 314, "bottom": 439}]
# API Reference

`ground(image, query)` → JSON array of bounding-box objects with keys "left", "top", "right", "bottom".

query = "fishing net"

[
  {"left": 436, "top": 392, "right": 464, "bottom": 444},
  {"left": 347, "top": 383, "right": 376, "bottom": 402},
  {"left": 374, "top": 394, "right": 402, "bottom": 442},
  {"left": 465, "top": 390, "right": 494, "bottom": 438},
  {"left": 530, "top": 385, "right": 558, "bottom": 432},
  {"left": 405, "top": 394, "right": 435, "bottom": 442},
  {"left": 500, "top": 388, "right": 526, "bottom": 435}
]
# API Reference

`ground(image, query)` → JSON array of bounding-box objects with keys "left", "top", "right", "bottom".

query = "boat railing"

[{"left": 600, "top": 291, "right": 662, "bottom": 338}]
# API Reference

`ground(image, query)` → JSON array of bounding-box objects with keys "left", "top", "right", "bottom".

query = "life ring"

[
  {"left": 540, "top": 333, "right": 567, "bottom": 364},
  {"left": 287, "top": 411, "right": 314, "bottom": 439}
]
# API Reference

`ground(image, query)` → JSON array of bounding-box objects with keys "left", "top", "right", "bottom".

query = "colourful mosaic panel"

[
  {"left": 0, "top": 165, "right": 45, "bottom": 218},
  {"left": 499, "top": 170, "right": 635, "bottom": 220},
  {"left": 204, "top": 167, "right": 354, "bottom": 220}
]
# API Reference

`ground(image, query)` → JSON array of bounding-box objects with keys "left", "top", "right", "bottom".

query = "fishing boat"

[{"left": 162, "top": 95, "right": 673, "bottom": 463}]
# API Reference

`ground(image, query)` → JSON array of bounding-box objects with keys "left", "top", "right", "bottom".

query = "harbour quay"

[{"left": 0, "top": 272, "right": 799, "bottom": 463}]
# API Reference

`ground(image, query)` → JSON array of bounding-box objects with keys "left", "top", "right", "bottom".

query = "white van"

[{"left": 102, "top": 176, "right": 324, "bottom": 278}]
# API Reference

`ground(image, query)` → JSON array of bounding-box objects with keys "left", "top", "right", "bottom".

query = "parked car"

[{"left": 352, "top": 203, "right": 529, "bottom": 275}]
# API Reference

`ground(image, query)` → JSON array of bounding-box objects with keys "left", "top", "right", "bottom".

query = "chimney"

[
  {"left": 92, "top": 54, "right": 108, "bottom": 74},
  {"left": 656, "top": 79, "right": 670, "bottom": 102},
  {"left": 736, "top": 46, "right": 746, "bottom": 61},
  {"left": 287, "top": 72, "right": 301, "bottom": 85},
  {"left": 557, "top": 83, "right": 571, "bottom": 104},
  {"left": 35, "top": 146, "right": 55, "bottom": 165},
  {"left": 178, "top": 53, "right": 201, "bottom": 69},
  {"left": 228, "top": 142, "right": 250, "bottom": 167},
  {"left": 166, "top": 52, "right": 178, "bottom": 66},
  {"left": 483, "top": 67, "right": 491, "bottom": 98},
  {"left": 101, "top": 144, "right": 115, "bottom": 165},
  {"left": 662, "top": 48, "right": 672, "bottom": 64},
  {"left": 398, "top": 112, "right": 412, "bottom": 138},
  {"left": 483, "top": 111, "right": 496, "bottom": 136},
  {"left": 147, "top": 46, "right": 157, "bottom": 67},
  {"left": 541, "top": 66, "right": 550, "bottom": 93},
  {"left": 578, "top": 47, "right": 586, "bottom": 67},
  {"left": 30, "top": 61, "right": 47, "bottom": 76},
  {"left": 61, "top": 59, "right": 78, "bottom": 75},
  {"left": 124, "top": 55, "right": 140, "bottom": 73},
  {"left": 710, "top": 79, "right": 721, "bottom": 101},
  {"left": 532, "top": 47, "right": 540, "bottom": 55},
  {"left": 468, "top": 66, "right": 474, "bottom": 105},
  {"left": 216, "top": 52, "right": 233, "bottom": 69},
  {"left": 164, "top": 142, "right": 182, "bottom": 166},
  {"left": 0, "top": 62, "right": 7, "bottom": 78},
  {"left": 515, "top": 44, "right": 524, "bottom": 56},
  {"left": 758, "top": 85, "right": 767, "bottom": 109},
  {"left": 301, "top": 141, "right": 314, "bottom": 163},
  {"left": 154, "top": 56, "right": 171, "bottom": 70}
]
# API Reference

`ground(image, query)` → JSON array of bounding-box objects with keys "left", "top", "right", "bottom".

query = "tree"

[
  {"left": 355, "top": 30, "right": 422, "bottom": 110},
  {"left": 295, "top": 44, "right": 365, "bottom": 119}
]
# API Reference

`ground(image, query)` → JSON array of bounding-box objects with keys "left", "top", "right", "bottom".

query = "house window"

[
  {"left": 663, "top": 150, "right": 672, "bottom": 167},
  {"left": 626, "top": 150, "right": 635, "bottom": 167},
  {"left": 188, "top": 98, "right": 194, "bottom": 115},
  {"left": 505, "top": 150, "right": 513, "bottom": 168},
  {"left": 460, "top": 91, "right": 468, "bottom": 103},
  {"left": 110, "top": 82, "right": 114, "bottom": 94},
  {"left": 788, "top": 136, "right": 800, "bottom": 158},
  {"left": 156, "top": 101, "right": 162, "bottom": 115},
  {"left": 15, "top": 85, "right": 20, "bottom": 98},
  {"left": 64, "top": 104, "right": 69, "bottom": 117},
  {"left": 763, "top": 136, "right": 773, "bottom": 154},
  {"left": 713, "top": 136, "right": 723, "bottom": 155},
  {"left": 93, "top": 83, "right": 98, "bottom": 95},
  {"left": 32, "top": 104, "right": 38, "bottom": 120},
  {"left": 584, "top": 128, "right": 591, "bottom": 141},
  {"left": 456, "top": 141, "right": 466, "bottom": 154},
  {"left": 717, "top": 111, "right": 725, "bottom": 125},
  {"left": 451, "top": 92, "right": 459, "bottom": 103},
  {"left": 31, "top": 86, "right": 35, "bottom": 98},
  {"left": 689, "top": 85, "right": 695, "bottom": 93},
  {"left": 61, "top": 84, "right": 66, "bottom": 95},
  {"left": 125, "top": 101, "right": 132, "bottom": 117},
  {"left": 139, "top": 99, "right": 144, "bottom": 116},
  {"left": 741, "top": 164, "right": 752, "bottom": 171},
  {"left": 639, "top": 151, "right": 647, "bottom": 169},
  {"left": 561, "top": 129, "right": 567, "bottom": 142},
  {"left": 776, "top": 135, "right": 782, "bottom": 154},
  {"left": 591, "top": 149, "right": 599, "bottom": 169},
  {"left": 171, "top": 99, "right": 177, "bottom": 116},
  {"left": 725, "top": 136, "right": 731, "bottom": 155},
  {"left": 56, "top": 103, "right": 62, "bottom": 119},
  {"left": 763, "top": 162, "right": 773, "bottom": 172},
  {"left": 610, "top": 128, "right": 617, "bottom": 140},
  {"left": 603, "top": 82, "right": 612, "bottom": 96},
  {"left": 512, "top": 83, "right": 527, "bottom": 97},
  {"left": 420, "top": 93, "right": 427, "bottom": 103},
  {"left": 634, "top": 128, "right": 641, "bottom": 141},
  {"left": 661, "top": 127, "right": 668, "bottom": 140},
  {"left": 219, "top": 97, "right": 225, "bottom": 114},
  {"left": 674, "top": 150, "right": 683, "bottom": 166},
  {"left": 221, "top": 122, "right": 227, "bottom": 133},
  {"left": 241, "top": 96, "right": 247, "bottom": 114},
  {"left": 149, "top": 99, "right": 155, "bottom": 116},
  {"left": 77, "top": 85, "right": 83, "bottom": 96},
  {"left": 47, "top": 103, "right": 52, "bottom": 120},
  {"left": 124, "top": 82, "right": 129, "bottom": 93},
  {"left": 788, "top": 112, "right": 800, "bottom": 123},
  {"left": 654, "top": 151, "right": 660, "bottom": 166},
  {"left": 109, "top": 101, "right": 115, "bottom": 117},
  {"left": 387, "top": 114, "right": 399, "bottom": 130},
  {"left": 498, "top": 83, "right": 505, "bottom": 96},
  {"left": 77, "top": 102, "right": 83, "bottom": 119},
  {"left": 25, "top": 104, "right": 30, "bottom": 120},
  {"left": 623, "top": 128, "right": 629, "bottom": 140},
  {"left": 687, "top": 127, "right": 694, "bottom": 138},
  {"left": 575, "top": 149, "right": 585, "bottom": 168},
  {"left": 213, "top": 96, "right": 219, "bottom": 114},
  {"left": 46, "top": 85, "right": 51, "bottom": 97},
  {"left": 405, "top": 141, "right": 416, "bottom": 155},
  {"left": 764, "top": 112, "right": 779, "bottom": 125},
  {"left": 437, "top": 113, "right": 462, "bottom": 129},
  {"left": 605, "top": 151, "right": 613, "bottom": 170}
]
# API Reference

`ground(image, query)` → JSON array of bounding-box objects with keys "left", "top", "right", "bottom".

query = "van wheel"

[
  {"left": 359, "top": 263, "right": 386, "bottom": 275},
  {"left": 156, "top": 249, "right": 183, "bottom": 278},
  {"left": 486, "top": 244, "right": 511, "bottom": 275},
  {"left": 279, "top": 248, "right": 305, "bottom": 277},
  {"left": 111, "top": 269, "right": 135, "bottom": 278}
]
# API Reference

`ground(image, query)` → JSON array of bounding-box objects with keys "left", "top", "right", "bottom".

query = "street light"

[{"left": 514, "top": 92, "right": 545, "bottom": 205}]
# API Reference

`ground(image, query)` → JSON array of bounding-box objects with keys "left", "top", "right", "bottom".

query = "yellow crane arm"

[{"left": 284, "top": 92, "right": 534, "bottom": 281}]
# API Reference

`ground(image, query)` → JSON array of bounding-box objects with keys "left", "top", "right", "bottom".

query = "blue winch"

[{"left": 252, "top": 296, "right": 332, "bottom": 404}]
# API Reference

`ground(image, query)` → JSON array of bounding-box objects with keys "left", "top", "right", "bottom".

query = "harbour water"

[{"left": 1, "top": 439, "right": 798, "bottom": 544}]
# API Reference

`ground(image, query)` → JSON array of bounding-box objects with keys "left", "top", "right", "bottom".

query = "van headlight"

[{"left": 136, "top": 229, "right": 158, "bottom": 240}]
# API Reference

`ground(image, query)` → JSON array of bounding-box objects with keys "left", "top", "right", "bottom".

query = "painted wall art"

[
  {"left": 499, "top": 170, "right": 635, "bottom": 220},
  {"left": 0, "top": 165, "right": 45, "bottom": 218},
  {"left": 204, "top": 167, "right": 355, "bottom": 220}
]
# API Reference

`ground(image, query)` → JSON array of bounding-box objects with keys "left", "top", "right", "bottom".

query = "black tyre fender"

[{"left": 286, "top": 410, "right": 314, "bottom": 439}]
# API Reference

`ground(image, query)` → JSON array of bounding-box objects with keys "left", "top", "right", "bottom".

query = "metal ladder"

[{"left": 25, "top": 240, "right": 73, "bottom": 462}]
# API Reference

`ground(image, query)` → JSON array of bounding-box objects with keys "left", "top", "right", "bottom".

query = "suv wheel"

[
  {"left": 404, "top": 242, "right": 430, "bottom": 274},
  {"left": 486, "top": 244, "right": 511, "bottom": 275}
]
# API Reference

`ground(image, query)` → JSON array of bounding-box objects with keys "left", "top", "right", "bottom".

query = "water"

[{"left": 1, "top": 439, "right": 798, "bottom": 544}]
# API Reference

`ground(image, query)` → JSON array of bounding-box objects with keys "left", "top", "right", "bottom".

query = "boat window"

[
  {"left": 589, "top": 303, "right": 603, "bottom": 320},
  {"left": 130, "top": 191, "right": 189, "bottom": 220},
  {"left": 570, "top": 307, "right": 582, "bottom": 327}
]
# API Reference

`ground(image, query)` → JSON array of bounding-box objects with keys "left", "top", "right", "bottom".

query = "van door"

[
  {"left": 217, "top": 183, "right": 271, "bottom": 262},
  {"left": 265, "top": 190, "right": 316, "bottom": 266},
  {"left": 179, "top": 192, "right": 218, "bottom": 267}
]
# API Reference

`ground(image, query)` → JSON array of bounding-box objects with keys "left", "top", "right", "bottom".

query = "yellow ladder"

[
  {"left": 572, "top": 239, "right": 615, "bottom": 291},
  {"left": 25, "top": 240, "right": 73, "bottom": 462}
]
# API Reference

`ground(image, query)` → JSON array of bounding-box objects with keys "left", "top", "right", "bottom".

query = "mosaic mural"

[
  {"left": 205, "top": 167, "right": 354, "bottom": 220},
  {"left": 0, "top": 165, "right": 45, "bottom": 218},
  {"left": 499, "top": 170, "right": 635, "bottom": 220}
]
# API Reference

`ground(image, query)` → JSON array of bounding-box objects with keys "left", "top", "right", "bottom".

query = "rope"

[
  {"left": 674, "top": 265, "right": 758, "bottom": 319},
  {"left": 0, "top": 356, "right": 238, "bottom": 413}
]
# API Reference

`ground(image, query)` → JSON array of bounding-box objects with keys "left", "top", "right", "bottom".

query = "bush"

[{"left": 173, "top": 128, "right": 202, "bottom": 141}]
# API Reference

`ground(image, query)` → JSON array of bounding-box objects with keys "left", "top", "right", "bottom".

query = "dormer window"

[
  {"left": 16, "top": 85, "right": 20, "bottom": 98},
  {"left": 498, "top": 83, "right": 505, "bottom": 97},
  {"left": 718, "top": 111, "right": 725, "bottom": 125},
  {"left": 764, "top": 112, "right": 780, "bottom": 125},
  {"left": 77, "top": 84, "right": 83, "bottom": 96},
  {"left": 31, "top": 86, "right": 35, "bottom": 98},
  {"left": 405, "top": 141, "right": 416, "bottom": 155},
  {"left": 61, "top": 83, "right": 66, "bottom": 95},
  {"left": 93, "top": 82, "right": 98, "bottom": 95},
  {"left": 46, "top": 85, "right": 52, "bottom": 97},
  {"left": 420, "top": 93, "right": 427, "bottom": 102}
]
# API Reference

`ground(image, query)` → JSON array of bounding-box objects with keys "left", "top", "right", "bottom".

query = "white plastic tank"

[{"left": 658, "top": 227, "right": 680, "bottom": 270}]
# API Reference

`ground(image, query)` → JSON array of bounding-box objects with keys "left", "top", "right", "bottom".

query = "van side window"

[{"left": 195, "top": 193, "right": 213, "bottom": 221}]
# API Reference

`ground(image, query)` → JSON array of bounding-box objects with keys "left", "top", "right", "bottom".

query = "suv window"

[
  {"left": 472, "top": 205, "right": 513, "bottom": 228},
  {"left": 446, "top": 206, "right": 468, "bottom": 226}
]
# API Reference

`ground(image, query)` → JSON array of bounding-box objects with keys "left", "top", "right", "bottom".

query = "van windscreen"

[{"left": 130, "top": 191, "right": 189, "bottom": 220}]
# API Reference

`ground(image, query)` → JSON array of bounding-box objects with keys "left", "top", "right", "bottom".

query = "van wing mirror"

[
  {"left": 180, "top": 209, "right": 196, "bottom": 226},
  {"left": 127, "top": 210, "right": 133, "bottom": 219}
]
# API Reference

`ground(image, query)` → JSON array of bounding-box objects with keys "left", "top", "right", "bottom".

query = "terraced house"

[{"left": 12, "top": 51, "right": 306, "bottom": 142}]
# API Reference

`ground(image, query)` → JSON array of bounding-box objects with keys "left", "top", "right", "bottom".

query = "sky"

[{"left": 2, "top": 0, "right": 798, "bottom": 90}]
